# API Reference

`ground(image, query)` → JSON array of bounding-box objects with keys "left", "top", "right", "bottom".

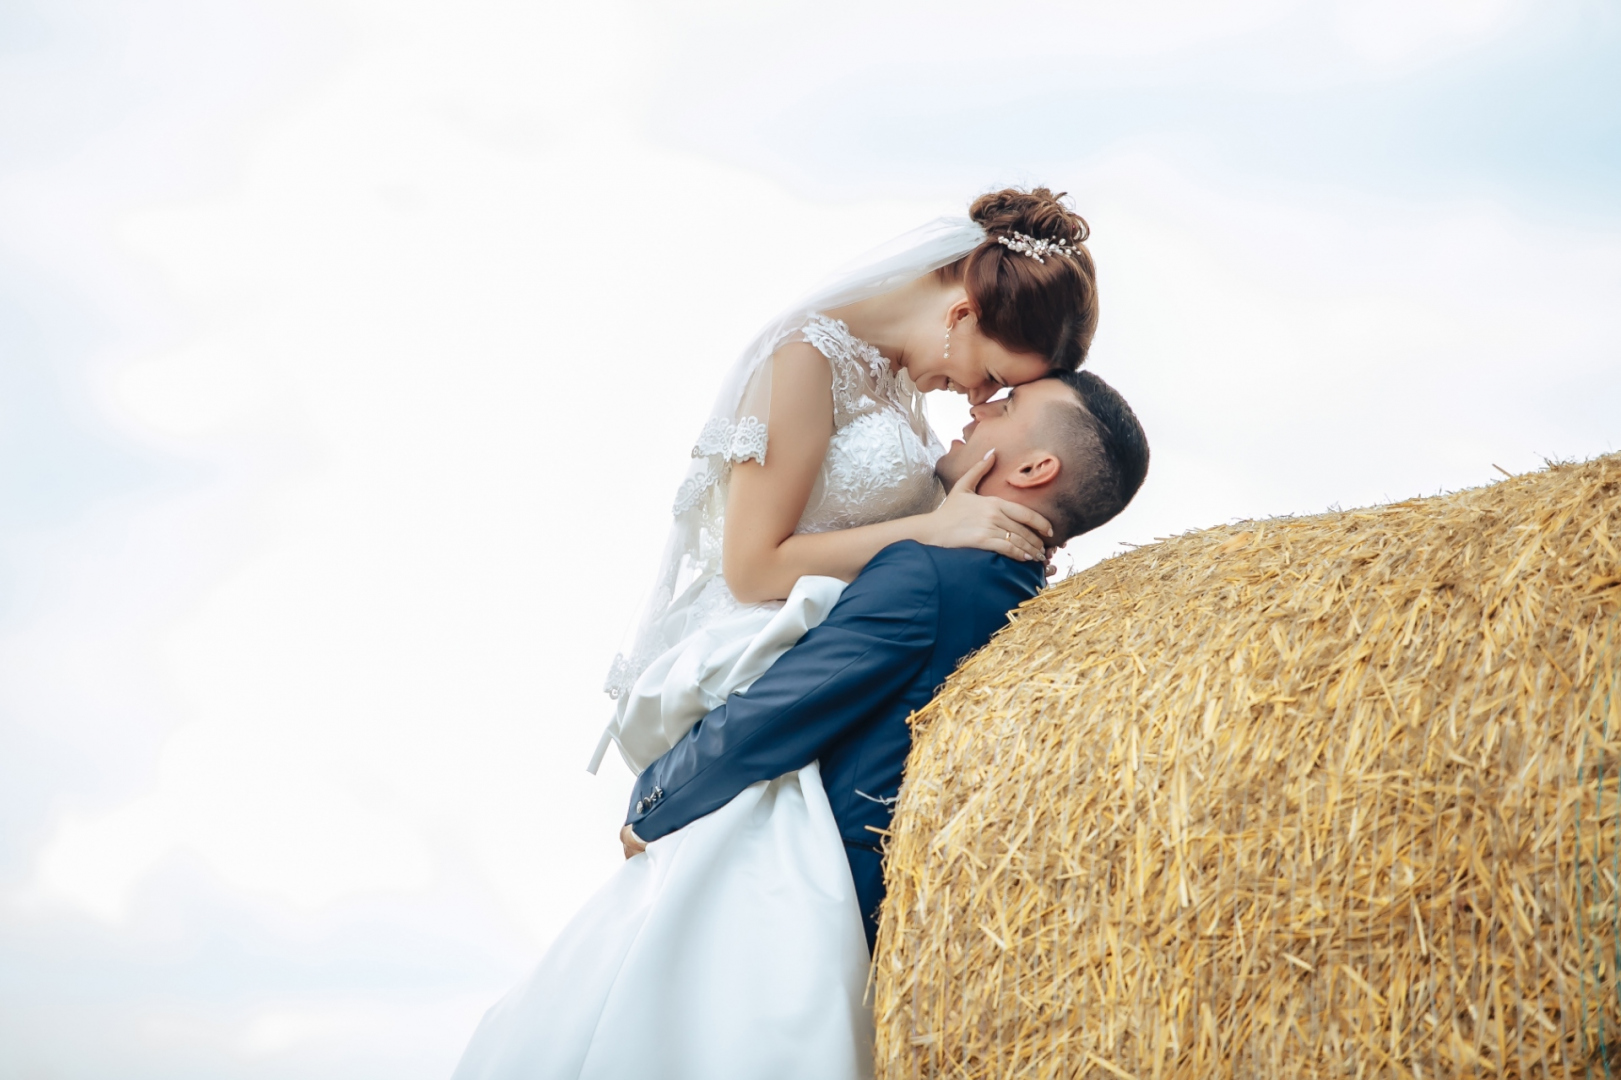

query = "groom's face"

[{"left": 935, "top": 378, "right": 1075, "bottom": 489}]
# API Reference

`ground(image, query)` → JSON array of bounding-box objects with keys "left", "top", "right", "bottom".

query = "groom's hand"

[{"left": 620, "top": 824, "right": 648, "bottom": 859}]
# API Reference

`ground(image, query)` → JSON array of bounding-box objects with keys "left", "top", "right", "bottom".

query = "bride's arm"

[{"left": 722, "top": 344, "right": 1051, "bottom": 604}]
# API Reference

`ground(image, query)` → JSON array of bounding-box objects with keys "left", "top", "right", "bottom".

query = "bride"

[{"left": 453, "top": 188, "right": 1100, "bottom": 1080}]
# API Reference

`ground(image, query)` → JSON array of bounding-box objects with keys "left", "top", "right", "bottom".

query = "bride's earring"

[{"left": 943, "top": 324, "right": 952, "bottom": 360}]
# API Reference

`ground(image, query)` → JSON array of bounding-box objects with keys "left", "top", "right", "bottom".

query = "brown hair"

[{"left": 942, "top": 187, "right": 1099, "bottom": 372}]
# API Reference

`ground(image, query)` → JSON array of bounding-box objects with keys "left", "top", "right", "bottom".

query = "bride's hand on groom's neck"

[{"left": 919, "top": 450, "right": 1051, "bottom": 563}]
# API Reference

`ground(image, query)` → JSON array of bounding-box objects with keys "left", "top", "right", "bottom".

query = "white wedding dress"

[{"left": 451, "top": 316, "right": 948, "bottom": 1080}]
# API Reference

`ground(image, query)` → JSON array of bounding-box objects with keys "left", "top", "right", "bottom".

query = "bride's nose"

[{"left": 966, "top": 385, "right": 996, "bottom": 406}]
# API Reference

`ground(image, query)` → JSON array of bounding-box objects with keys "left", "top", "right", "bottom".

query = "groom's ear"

[{"left": 1005, "top": 451, "right": 1061, "bottom": 491}]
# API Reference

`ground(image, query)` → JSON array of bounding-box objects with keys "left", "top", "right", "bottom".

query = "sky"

[{"left": 1, "top": 0, "right": 1618, "bottom": 1076}]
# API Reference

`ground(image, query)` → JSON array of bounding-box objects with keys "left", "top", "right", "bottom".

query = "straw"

[{"left": 874, "top": 453, "right": 1621, "bottom": 1079}]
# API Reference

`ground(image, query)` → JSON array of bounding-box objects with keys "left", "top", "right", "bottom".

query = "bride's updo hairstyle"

[{"left": 945, "top": 187, "right": 1099, "bottom": 372}]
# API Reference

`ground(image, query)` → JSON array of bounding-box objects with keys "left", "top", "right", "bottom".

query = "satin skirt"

[{"left": 451, "top": 760, "right": 875, "bottom": 1080}]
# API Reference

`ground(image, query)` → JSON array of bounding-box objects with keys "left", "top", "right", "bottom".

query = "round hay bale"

[{"left": 875, "top": 454, "right": 1621, "bottom": 1079}]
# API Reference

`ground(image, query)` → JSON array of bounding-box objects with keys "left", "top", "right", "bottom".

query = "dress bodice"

[
  {"left": 603, "top": 315, "right": 944, "bottom": 704},
  {"left": 793, "top": 315, "right": 946, "bottom": 534}
]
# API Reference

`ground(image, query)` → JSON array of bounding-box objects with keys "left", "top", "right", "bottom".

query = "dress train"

[{"left": 452, "top": 760, "right": 874, "bottom": 1080}]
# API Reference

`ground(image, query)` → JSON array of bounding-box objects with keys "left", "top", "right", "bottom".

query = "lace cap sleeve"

[
  {"left": 669, "top": 339, "right": 775, "bottom": 516},
  {"left": 685, "top": 352, "right": 771, "bottom": 473},
  {"left": 691, "top": 414, "right": 767, "bottom": 467}
]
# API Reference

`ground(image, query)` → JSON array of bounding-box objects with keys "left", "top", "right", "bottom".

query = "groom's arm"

[{"left": 625, "top": 541, "right": 940, "bottom": 843}]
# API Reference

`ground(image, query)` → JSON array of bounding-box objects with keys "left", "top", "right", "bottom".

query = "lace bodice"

[
  {"left": 794, "top": 315, "right": 945, "bottom": 533},
  {"left": 603, "top": 315, "right": 944, "bottom": 700}
]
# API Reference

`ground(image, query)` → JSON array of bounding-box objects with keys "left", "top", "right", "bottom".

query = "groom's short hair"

[{"left": 1041, "top": 371, "right": 1149, "bottom": 542}]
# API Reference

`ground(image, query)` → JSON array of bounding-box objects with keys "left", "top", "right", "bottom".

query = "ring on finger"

[{"left": 1005, "top": 531, "right": 1011, "bottom": 543}]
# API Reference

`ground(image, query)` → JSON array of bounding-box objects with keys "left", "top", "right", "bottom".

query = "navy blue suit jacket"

[{"left": 625, "top": 540, "right": 1043, "bottom": 949}]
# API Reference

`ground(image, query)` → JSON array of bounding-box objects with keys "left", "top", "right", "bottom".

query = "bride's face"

[{"left": 909, "top": 302, "right": 1050, "bottom": 405}]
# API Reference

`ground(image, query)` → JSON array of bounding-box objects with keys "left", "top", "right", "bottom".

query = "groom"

[{"left": 621, "top": 370, "right": 1149, "bottom": 950}]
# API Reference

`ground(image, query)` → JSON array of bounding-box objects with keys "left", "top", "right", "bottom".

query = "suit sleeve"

[{"left": 626, "top": 541, "right": 940, "bottom": 842}]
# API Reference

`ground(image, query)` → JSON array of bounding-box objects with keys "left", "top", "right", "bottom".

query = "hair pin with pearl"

[{"left": 997, "top": 231, "right": 1080, "bottom": 264}]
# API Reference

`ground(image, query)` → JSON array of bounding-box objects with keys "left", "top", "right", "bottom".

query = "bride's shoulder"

[
  {"left": 767, "top": 336, "right": 835, "bottom": 394},
  {"left": 776, "top": 314, "right": 891, "bottom": 425},
  {"left": 762, "top": 317, "right": 848, "bottom": 395}
]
